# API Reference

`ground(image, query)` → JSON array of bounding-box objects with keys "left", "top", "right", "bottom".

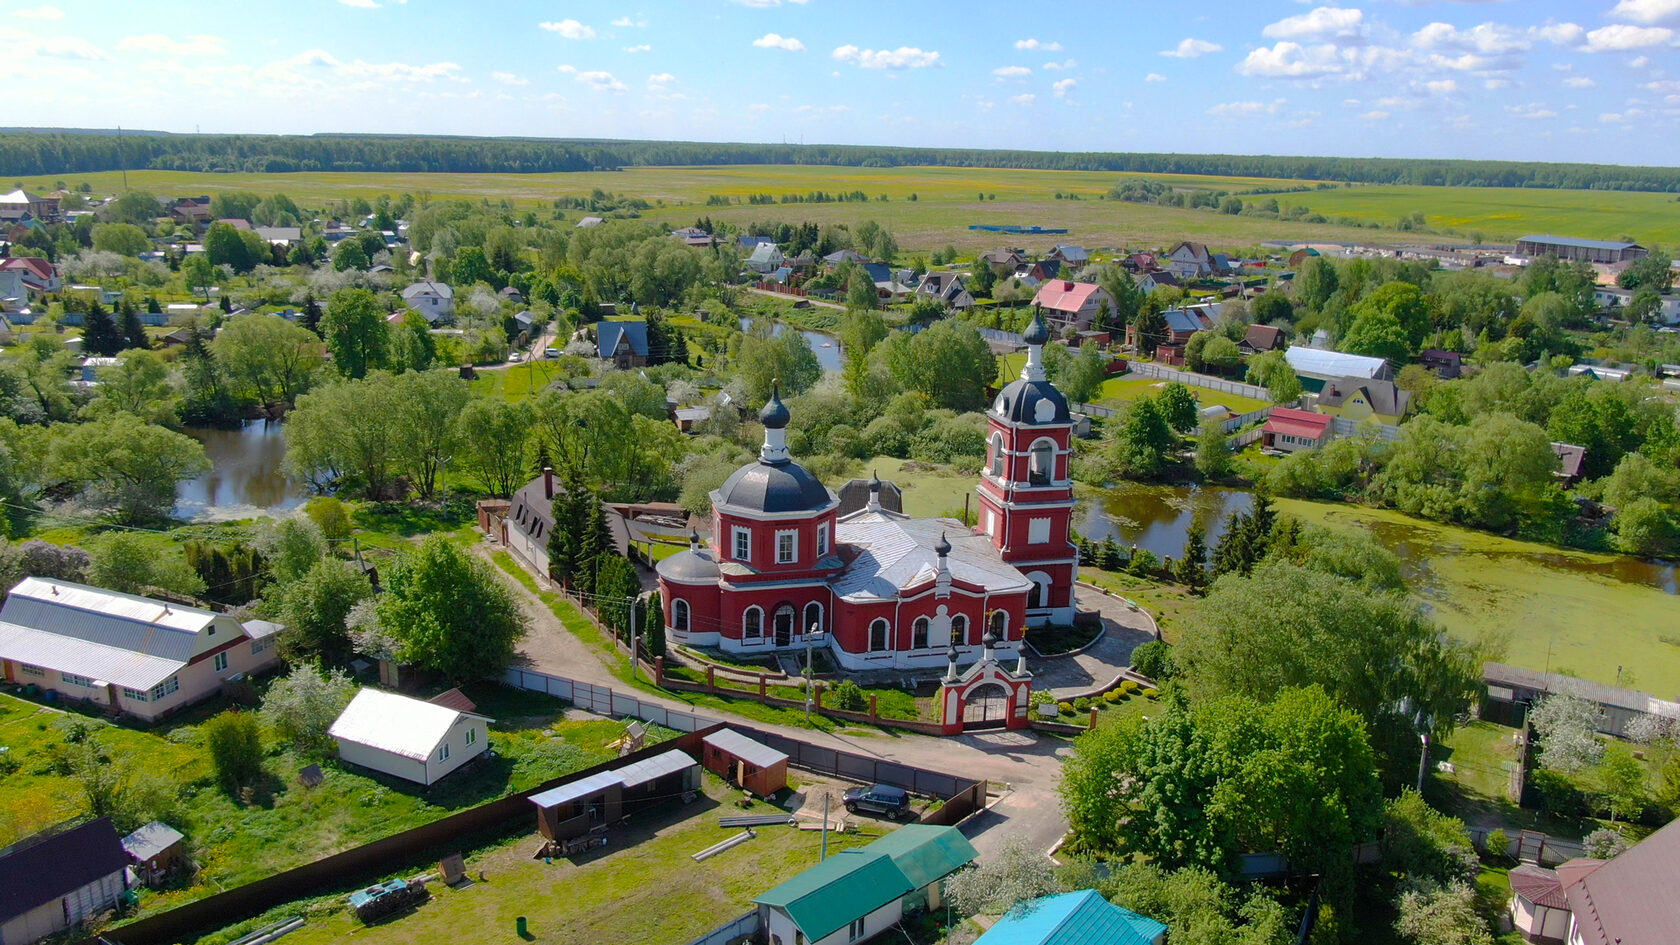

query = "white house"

[
  {"left": 400, "top": 281, "right": 454, "bottom": 323},
  {"left": 329, "top": 689, "right": 493, "bottom": 786},
  {"left": 0, "top": 818, "right": 129, "bottom": 945},
  {"left": 747, "top": 242, "right": 785, "bottom": 274},
  {"left": 0, "top": 578, "right": 282, "bottom": 722},
  {"left": 1164, "top": 241, "right": 1214, "bottom": 279},
  {"left": 1505, "top": 816, "right": 1680, "bottom": 944}
]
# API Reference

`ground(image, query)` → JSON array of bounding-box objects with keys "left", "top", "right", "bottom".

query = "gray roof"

[
  {"left": 713, "top": 459, "right": 836, "bottom": 516},
  {"left": 831, "top": 511, "right": 1030, "bottom": 602},
  {"left": 703, "top": 729, "right": 788, "bottom": 769},
  {"left": 836, "top": 478, "right": 904, "bottom": 517},
  {"left": 656, "top": 547, "right": 722, "bottom": 583},
  {"left": 529, "top": 769, "right": 623, "bottom": 809},
  {"left": 401, "top": 281, "right": 453, "bottom": 300},
  {"left": 1317, "top": 377, "right": 1411, "bottom": 416},
  {"left": 991, "top": 378, "right": 1071, "bottom": 426},
  {"left": 1285, "top": 345, "right": 1389, "bottom": 379},
  {"left": 529, "top": 749, "right": 697, "bottom": 809},
  {"left": 1517, "top": 234, "right": 1642, "bottom": 252},
  {"left": 615, "top": 748, "right": 697, "bottom": 788},
  {"left": 0, "top": 818, "right": 128, "bottom": 923},
  {"left": 508, "top": 476, "right": 557, "bottom": 545},
  {"left": 1563, "top": 817, "right": 1680, "bottom": 945},
  {"left": 122, "top": 821, "right": 184, "bottom": 861},
  {"left": 1484, "top": 661, "right": 1680, "bottom": 719},
  {"left": 597, "top": 320, "right": 649, "bottom": 358}
]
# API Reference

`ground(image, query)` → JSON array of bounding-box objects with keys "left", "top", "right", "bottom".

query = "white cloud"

[
  {"left": 1042, "top": 59, "right": 1076, "bottom": 70},
  {"left": 1145, "top": 72, "right": 1166, "bottom": 82},
  {"left": 1508, "top": 102, "right": 1558, "bottom": 119},
  {"left": 573, "top": 69, "right": 627, "bottom": 91},
  {"left": 993, "top": 65, "right": 1031, "bottom": 77},
  {"left": 1014, "top": 38, "right": 1062, "bottom": 51},
  {"left": 1207, "top": 99, "right": 1283, "bottom": 117},
  {"left": 1359, "top": 110, "right": 1390, "bottom": 120},
  {"left": 623, "top": 44, "right": 651, "bottom": 52},
  {"left": 539, "top": 19, "right": 596, "bottom": 39},
  {"left": 1236, "top": 42, "right": 1343, "bottom": 78},
  {"left": 647, "top": 72, "right": 675, "bottom": 91},
  {"left": 1263, "top": 7, "right": 1364, "bottom": 41},
  {"left": 1534, "top": 23, "right": 1586, "bottom": 46},
  {"left": 116, "top": 33, "right": 228, "bottom": 56},
  {"left": 1009, "top": 93, "right": 1035, "bottom": 105},
  {"left": 753, "top": 33, "right": 805, "bottom": 51},
  {"left": 1425, "top": 79, "right": 1457, "bottom": 93},
  {"left": 1483, "top": 77, "right": 1511, "bottom": 89},
  {"left": 1160, "top": 37, "right": 1222, "bottom": 58},
  {"left": 1611, "top": 0, "right": 1680, "bottom": 25},
  {"left": 1563, "top": 76, "right": 1596, "bottom": 87},
  {"left": 14, "top": 5, "right": 63, "bottom": 19},
  {"left": 832, "top": 45, "right": 941, "bottom": 69},
  {"left": 1053, "top": 77, "right": 1076, "bottom": 97},
  {"left": 336, "top": 58, "right": 462, "bottom": 81},
  {"left": 491, "top": 71, "right": 529, "bottom": 86},
  {"left": 338, "top": 0, "right": 380, "bottom": 7},
  {"left": 1601, "top": 111, "right": 1627, "bottom": 122},
  {"left": 0, "top": 27, "right": 108, "bottom": 60},
  {"left": 611, "top": 16, "right": 647, "bottom": 27},
  {"left": 747, "top": 102, "right": 771, "bottom": 112},
  {"left": 1584, "top": 24, "right": 1674, "bottom": 51},
  {"left": 1413, "top": 22, "right": 1530, "bottom": 54},
  {"left": 1630, "top": 55, "right": 1651, "bottom": 67},
  {"left": 557, "top": 64, "right": 576, "bottom": 73}
]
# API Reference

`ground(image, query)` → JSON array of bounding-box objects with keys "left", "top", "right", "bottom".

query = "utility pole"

[
  {"left": 820, "top": 793, "right": 829, "bottom": 861},
  {"left": 1416, "top": 733, "right": 1429, "bottom": 794},
  {"left": 628, "top": 592, "right": 639, "bottom": 681}
]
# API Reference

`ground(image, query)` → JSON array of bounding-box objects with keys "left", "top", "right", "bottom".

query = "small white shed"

[{"left": 328, "top": 689, "right": 493, "bottom": 786}]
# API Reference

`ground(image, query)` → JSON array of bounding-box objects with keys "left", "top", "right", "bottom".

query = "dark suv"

[{"left": 843, "top": 783, "right": 910, "bottom": 819}]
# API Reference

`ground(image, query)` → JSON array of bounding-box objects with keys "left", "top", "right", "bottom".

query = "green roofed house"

[
  {"left": 754, "top": 825, "right": 977, "bottom": 945},
  {"left": 972, "top": 890, "right": 1167, "bottom": 945}
]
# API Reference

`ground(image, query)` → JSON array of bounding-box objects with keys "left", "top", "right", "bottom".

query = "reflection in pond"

[
  {"left": 1081, "top": 482, "right": 1679, "bottom": 596},
  {"left": 175, "top": 423, "right": 307, "bottom": 521},
  {"left": 738, "top": 317, "right": 843, "bottom": 372}
]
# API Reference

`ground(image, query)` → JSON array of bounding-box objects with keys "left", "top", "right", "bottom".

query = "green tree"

[
  {"left": 80, "top": 300, "right": 123, "bottom": 357},
  {"left": 457, "top": 398, "right": 534, "bottom": 497},
  {"left": 1383, "top": 790, "right": 1478, "bottom": 885},
  {"left": 210, "top": 314, "right": 324, "bottom": 406},
  {"left": 1341, "top": 309, "right": 1411, "bottom": 363},
  {"left": 1182, "top": 331, "right": 1211, "bottom": 372},
  {"left": 284, "top": 376, "right": 403, "bottom": 497},
  {"left": 1617, "top": 253, "right": 1674, "bottom": 292},
  {"left": 838, "top": 308, "right": 889, "bottom": 401},
  {"left": 1194, "top": 421, "right": 1233, "bottom": 480},
  {"left": 272, "top": 558, "right": 372, "bottom": 664},
  {"left": 331, "top": 238, "right": 370, "bottom": 272},
  {"left": 846, "top": 274, "right": 878, "bottom": 311},
  {"left": 1612, "top": 498, "right": 1679, "bottom": 557},
  {"left": 304, "top": 496, "right": 353, "bottom": 541},
  {"left": 944, "top": 836, "right": 1063, "bottom": 918},
  {"left": 91, "top": 222, "right": 151, "bottom": 257},
  {"left": 181, "top": 254, "right": 216, "bottom": 301},
  {"left": 1529, "top": 689, "right": 1604, "bottom": 773},
  {"left": 388, "top": 312, "right": 437, "bottom": 373},
  {"left": 877, "top": 319, "right": 995, "bottom": 411},
  {"left": 117, "top": 299, "right": 150, "bottom": 351},
  {"left": 1354, "top": 281, "right": 1431, "bottom": 351},
  {"left": 1043, "top": 341, "right": 1107, "bottom": 403},
  {"left": 1297, "top": 257, "right": 1340, "bottom": 312},
  {"left": 203, "top": 711, "right": 264, "bottom": 793},
  {"left": 969, "top": 258, "right": 996, "bottom": 297},
  {"left": 261, "top": 665, "right": 357, "bottom": 754},
  {"left": 1394, "top": 879, "right": 1492, "bottom": 945},
  {"left": 88, "top": 533, "right": 207, "bottom": 597},
  {"left": 1158, "top": 382, "right": 1200, "bottom": 433},
  {"left": 321, "top": 287, "right": 389, "bottom": 379},
  {"left": 595, "top": 553, "right": 641, "bottom": 637},
  {"left": 1598, "top": 743, "right": 1646, "bottom": 823},
  {"left": 46, "top": 417, "right": 210, "bottom": 524},
  {"left": 736, "top": 326, "right": 822, "bottom": 403},
  {"left": 254, "top": 513, "right": 327, "bottom": 584},
  {"left": 1107, "top": 396, "right": 1174, "bottom": 480},
  {"left": 204, "top": 221, "right": 254, "bottom": 272},
  {"left": 373, "top": 535, "right": 528, "bottom": 680},
  {"left": 392, "top": 370, "right": 468, "bottom": 499},
  {"left": 84, "top": 349, "right": 178, "bottom": 425},
  {"left": 1246, "top": 349, "right": 1302, "bottom": 403},
  {"left": 1201, "top": 335, "right": 1242, "bottom": 373}
]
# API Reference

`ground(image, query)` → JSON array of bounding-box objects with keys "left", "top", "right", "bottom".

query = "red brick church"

[{"left": 656, "top": 311, "right": 1079, "bottom": 671}]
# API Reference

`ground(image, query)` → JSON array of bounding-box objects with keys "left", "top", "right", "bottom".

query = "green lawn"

[
  {"left": 30, "top": 165, "right": 1679, "bottom": 254},
  {"left": 857, "top": 455, "right": 980, "bottom": 520},
  {"left": 0, "top": 688, "right": 636, "bottom": 909},
  {"left": 1075, "top": 567, "right": 1197, "bottom": 644},
  {"left": 1095, "top": 375, "right": 1270, "bottom": 414},
  {"left": 1280, "top": 500, "right": 1680, "bottom": 698},
  {"left": 207, "top": 771, "right": 884, "bottom": 945}
]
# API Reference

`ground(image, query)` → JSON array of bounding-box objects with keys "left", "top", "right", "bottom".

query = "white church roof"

[{"left": 831, "top": 512, "right": 1031, "bottom": 602}]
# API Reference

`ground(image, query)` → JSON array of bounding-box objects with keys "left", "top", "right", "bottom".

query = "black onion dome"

[
  {"left": 934, "top": 532, "right": 952, "bottom": 556},
  {"left": 715, "top": 460, "right": 833, "bottom": 515},
  {"left": 992, "top": 378, "right": 1072, "bottom": 425},
  {"left": 759, "top": 384, "right": 791, "bottom": 431},
  {"left": 1022, "top": 308, "right": 1051, "bottom": 346}
]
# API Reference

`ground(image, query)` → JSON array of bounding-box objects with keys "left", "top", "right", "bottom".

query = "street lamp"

[{"left": 804, "top": 622, "right": 825, "bottom": 723}]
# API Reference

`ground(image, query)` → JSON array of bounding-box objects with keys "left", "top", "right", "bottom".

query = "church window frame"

[
  {"left": 869, "top": 618, "right": 889, "bottom": 652},
  {"left": 743, "top": 606, "right": 763, "bottom": 640}
]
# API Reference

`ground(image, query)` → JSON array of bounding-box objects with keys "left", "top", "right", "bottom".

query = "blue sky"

[{"left": 2, "top": 0, "right": 1677, "bottom": 165}]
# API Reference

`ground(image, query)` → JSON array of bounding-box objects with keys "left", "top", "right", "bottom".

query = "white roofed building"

[
  {"left": 329, "top": 689, "right": 493, "bottom": 786},
  {"left": 1283, "top": 344, "right": 1392, "bottom": 392},
  {"left": 0, "top": 578, "right": 282, "bottom": 721}
]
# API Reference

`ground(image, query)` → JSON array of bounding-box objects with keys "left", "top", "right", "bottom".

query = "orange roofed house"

[{"left": 1030, "top": 280, "right": 1115, "bottom": 334}]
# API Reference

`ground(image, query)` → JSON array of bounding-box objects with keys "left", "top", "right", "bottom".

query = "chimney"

[{"left": 543, "top": 466, "right": 554, "bottom": 499}]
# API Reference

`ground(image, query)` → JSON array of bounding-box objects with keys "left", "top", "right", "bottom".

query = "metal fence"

[
  {"left": 502, "top": 667, "right": 717, "bottom": 733},
  {"left": 1329, "top": 415, "right": 1402, "bottom": 442},
  {"left": 979, "top": 327, "right": 1024, "bottom": 347},
  {"left": 1127, "top": 362, "right": 1273, "bottom": 401},
  {"left": 1221, "top": 405, "right": 1275, "bottom": 433},
  {"left": 681, "top": 911, "right": 759, "bottom": 945}
]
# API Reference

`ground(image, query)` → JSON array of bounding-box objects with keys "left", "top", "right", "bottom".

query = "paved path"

[
  {"left": 1030, "top": 586, "right": 1157, "bottom": 699},
  {"left": 481, "top": 538, "right": 1071, "bottom": 858}
]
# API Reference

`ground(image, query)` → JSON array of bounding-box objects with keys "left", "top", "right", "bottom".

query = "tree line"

[{"left": 5, "top": 131, "right": 1680, "bottom": 192}]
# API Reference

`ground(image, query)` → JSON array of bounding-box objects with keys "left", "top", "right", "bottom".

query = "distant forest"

[{"left": 2, "top": 130, "right": 1678, "bottom": 192}]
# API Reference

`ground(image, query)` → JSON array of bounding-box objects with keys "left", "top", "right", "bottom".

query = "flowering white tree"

[{"left": 1529, "top": 689, "right": 1605, "bottom": 773}]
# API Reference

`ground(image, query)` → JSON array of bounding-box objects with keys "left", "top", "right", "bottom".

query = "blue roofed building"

[
  {"left": 597, "top": 319, "right": 650, "bottom": 369},
  {"left": 972, "top": 890, "right": 1167, "bottom": 945}
]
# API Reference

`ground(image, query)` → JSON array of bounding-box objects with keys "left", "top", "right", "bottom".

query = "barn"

[
  {"left": 328, "top": 689, "right": 493, "bottom": 786},
  {"left": 0, "top": 819, "right": 128, "bottom": 945},
  {"left": 529, "top": 749, "right": 700, "bottom": 842}
]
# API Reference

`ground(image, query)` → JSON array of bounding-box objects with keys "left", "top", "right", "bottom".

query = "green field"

[
  {"left": 1280, "top": 500, "right": 1680, "bottom": 698},
  {"left": 27, "top": 164, "right": 1680, "bottom": 251},
  {"left": 1095, "top": 375, "right": 1269, "bottom": 414}
]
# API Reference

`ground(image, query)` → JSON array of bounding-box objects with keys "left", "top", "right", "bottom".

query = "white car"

[{"left": 508, "top": 352, "right": 524, "bottom": 363}]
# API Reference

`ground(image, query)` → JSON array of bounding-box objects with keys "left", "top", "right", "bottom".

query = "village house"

[
  {"left": 1122, "top": 251, "right": 1157, "bottom": 272},
  {"left": 1261, "top": 407, "right": 1333, "bottom": 453},
  {"left": 0, "top": 819, "right": 129, "bottom": 945},
  {"left": 597, "top": 319, "right": 650, "bottom": 369},
  {"left": 1314, "top": 377, "right": 1412, "bottom": 425},
  {"left": 529, "top": 749, "right": 700, "bottom": 843},
  {"left": 121, "top": 821, "right": 186, "bottom": 888},
  {"left": 400, "top": 281, "right": 454, "bottom": 324},
  {"left": 1136, "top": 270, "right": 1179, "bottom": 294},
  {"left": 575, "top": 216, "right": 605, "bottom": 228},
  {"left": 748, "top": 242, "right": 785, "bottom": 274},
  {"left": 0, "top": 189, "right": 61, "bottom": 224},
  {"left": 1420, "top": 348, "right": 1463, "bottom": 379},
  {"left": 1592, "top": 285, "right": 1680, "bottom": 325},
  {"left": 978, "top": 247, "right": 1027, "bottom": 274},
  {"left": 253, "top": 226, "right": 303, "bottom": 246},
  {"left": 169, "top": 196, "right": 212, "bottom": 224},
  {"left": 328, "top": 688, "right": 494, "bottom": 787},
  {"left": 1164, "top": 241, "right": 1215, "bottom": 279},
  {"left": 1239, "top": 324, "right": 1288, "bottom": 355},
  {"left": 1550, "top": 443, "right": 1587, "bottom": 486},
  {"left": 1047, "top": 244, "right": 1089, "bottom": 267},
  {"left": 1012, "top": 258, "right": 1061, "bottom": 288},
  {"left": 913, "top": 272, "right": 974, "bottom": 311},
  {"left": 0, "top": 257, "right": 60, "bottom": 294},
  {"left": 1288, "top": 247, "right": 1321, "bottom": 267},
  {"left": 972, "top": 890, "right": 1167, "bottom": 945},
  {"left": 656, "top": 313, "right": 1079, "bottom": 672},
  {"left": 0, "top": 270, "right": 29, "bottom": 312},
  {"left": 1030, "top": 280, "right": 1114, "bottom": 333},
  {"left": 1480, "top": 661, "right": 1679, "bottom": 739},
  {"left": 754, "top": 826, "right": 977, "bottom": 945},
  {"left": 823, "top": 248, "right": 864, "bottom": 267},
  {"left": 700, "top": 728, "right": 789, "bottom": 797},
  {"left": 0, "top": 578, "right": 282, "bottom": 722},
  {"left": 1284, "top": 345, "right": 1392, "bottom": 391},
  {"left": 1506, "top": 815, "right": 1680, "bottom": 944}
]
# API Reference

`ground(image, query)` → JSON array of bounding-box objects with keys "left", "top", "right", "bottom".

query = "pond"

[
  {"left": 175, "top": 423, "right": 308, "bottom": 521},
  {"left": 738, "top": 317, "right": 843, "bottom": 372},
  {"left": 1080, "top": 482, "right": 1680, "bottom": 596}
]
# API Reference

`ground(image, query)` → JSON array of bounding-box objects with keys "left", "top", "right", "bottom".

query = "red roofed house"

[
  {"left": 0, "top": 257, "right": 60, "bottom": 294},
  {"left": 1030, "top": 280, "right": 1114, "bottom": 333},
  {"left": 1261, "top": 407, "right": 1332, "bottom": 453},
  {"left": 1506, "top": 815, "right": 1680, "bottom": 944}
]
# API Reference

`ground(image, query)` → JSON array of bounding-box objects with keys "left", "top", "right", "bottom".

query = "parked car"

[
  {"left": 508, "top": 352, "right": 523, "bottom": 362},
  {"left": 544, "top": 347, "right": 560, "bottom": 358},
  {"left": 842, "top": 783, "right": 910, "bottom": 819}
]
